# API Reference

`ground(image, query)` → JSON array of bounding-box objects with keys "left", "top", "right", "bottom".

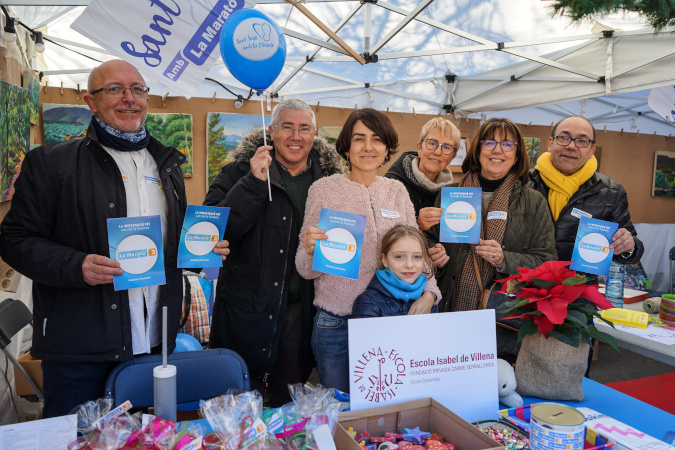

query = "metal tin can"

[{"left": 530, "top": 403, "right": 585, "bottom": 450}]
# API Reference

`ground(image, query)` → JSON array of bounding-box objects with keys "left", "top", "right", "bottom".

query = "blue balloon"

[
  {"left": 174, "top": 333, "right": 202, "bottom": 353},
  {"left": 220, "top": 8, "right": 287, "bottom": 92}
]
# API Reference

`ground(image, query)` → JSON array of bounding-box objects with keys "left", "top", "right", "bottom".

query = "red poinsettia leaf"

[
  {"left": 533, "top": 315, "right": 555, "bottom": 337},
  {"left": 548, "top": 284, "right": 587, "bottom": 304},
  {"left": 535, "top": 297, "right": 571, "bottom": 324},
  {"left": 552, "top": 265, "right": 577, "bottom": 283},
  {"left": 516, "top": 287, "right": 549, "bottom": 301},
  {"left": 518, "top": 261, "right": 573, "bottom": 282},
  {"left": 581, "top": 285, "right": 615, "bottom": 310}
]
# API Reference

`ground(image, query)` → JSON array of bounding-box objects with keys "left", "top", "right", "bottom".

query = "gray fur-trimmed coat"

[{"left": 204, "top": 127, "right": 343, "bottom": 385}]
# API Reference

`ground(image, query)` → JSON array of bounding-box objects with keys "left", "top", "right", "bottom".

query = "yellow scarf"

[{"left": 535, "top": 152, "right": 597, "bottom": 221}]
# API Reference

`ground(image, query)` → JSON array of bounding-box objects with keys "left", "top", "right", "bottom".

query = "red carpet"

[{"left": 606, "top": 372, "right": 675, "bottom": 415}]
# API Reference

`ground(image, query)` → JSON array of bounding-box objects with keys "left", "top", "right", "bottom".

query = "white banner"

[
  {"left": 72, "top": 0, "right": 257, "bottom": 98},
  {"left": 648, "top": 85, "right": 675, "bottom": 128},
  {"left": 348, "top": 310, "right": 498, "bottom": 422}
]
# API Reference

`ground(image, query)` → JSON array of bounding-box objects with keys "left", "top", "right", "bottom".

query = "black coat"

[
  {"left": 204, "top": 128, "right": 343, "bottom": 383},
  {"left": 528, "top": 169, "right": 643, "bottom": 264},
  {"left": 0, "top": 123, "right": 187, "bottom": 362},
  {"left": 351, "top": 275, "right": 438, "bottom": 319}
]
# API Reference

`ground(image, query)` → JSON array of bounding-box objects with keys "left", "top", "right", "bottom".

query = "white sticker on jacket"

[
  {"left": 487, "top": 211, "right": 507, "bottom": 220},
  {"left": 571, "top": 208, "right": 592, "bottom": 219},
  {"left": 381, "top": 209, "right": 401, "bottom": 219}
]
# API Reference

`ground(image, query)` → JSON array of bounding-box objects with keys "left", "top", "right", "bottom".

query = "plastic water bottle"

[{"left": 605, "top": 261, "right": 624, "bottom": 309}]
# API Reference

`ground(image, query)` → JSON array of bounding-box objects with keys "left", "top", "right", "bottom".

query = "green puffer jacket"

[{"left": 425, "top": 180, "right": 558, "bottom": 312}]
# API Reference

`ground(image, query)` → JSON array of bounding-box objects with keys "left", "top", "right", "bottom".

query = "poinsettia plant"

[{"left": 495, "top": 260, "right": 619, "bottom": 351}]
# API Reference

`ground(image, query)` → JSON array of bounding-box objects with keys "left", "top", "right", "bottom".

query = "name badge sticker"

[
  {"left": 381, "top": 209, "right": 401, "bottom": 219},
  {"left": 487, "top": 211, "right": 508, "bottom": 220},
  {"left": 145, "top": 176, "right": 162, "bottom": 186},
  {"left": 571, "top": 208, "right": 592, "bottom": 219}
]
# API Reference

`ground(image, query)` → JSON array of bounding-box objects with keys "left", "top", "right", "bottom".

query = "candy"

[
  {"left": 372, "top": 436, "right": 396, "bottom": 443},
  {"left": 426, "top": 433, "right": 445, "bottom": 442},
  {"left": 402, "top": 427, "right": 432, "bottom": 444}
]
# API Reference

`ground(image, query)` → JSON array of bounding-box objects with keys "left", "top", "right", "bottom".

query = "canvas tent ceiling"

[{"left": 2, "top": 0, "right": 675, "bottom": 134}]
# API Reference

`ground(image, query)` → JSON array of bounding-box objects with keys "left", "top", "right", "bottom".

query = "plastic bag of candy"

[
  {"left": 200, "top": 389, "right": 291, "bottom": 450},
  {"left": 124, "top": 416, "right": 204, "bottom": 450},
  {"left": 67, "top": 398, "right": 141, "bottom": 450}
]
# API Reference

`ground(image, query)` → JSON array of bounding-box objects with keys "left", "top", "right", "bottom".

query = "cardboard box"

[
  {"left": 13, "top": 352, "right": 42, "bottom": 396},
  {"left": 334, "top": 398, "right": 504, "bottom": 450}
]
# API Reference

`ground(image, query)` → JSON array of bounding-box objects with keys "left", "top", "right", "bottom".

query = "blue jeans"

[
  {"left": 311, "top": 309, "right": 350, "bottom": 393},
  {"left": 42, "top": 360, "right": 118, "bottom": 418}
]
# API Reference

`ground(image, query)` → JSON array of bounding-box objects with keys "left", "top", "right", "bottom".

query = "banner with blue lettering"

[
  {"left": 439, "top": 187, "right": 482, "bottom": 243},
  {"left": 178, "top": 205, "right": 230, "bottom": 268},
  {"left": 570, "top": 216, "right": 618, "bottom": 277},
  {"left": 312, "top": 208, "right": 366, "bottom": 280},
  {"left": 107, "top": 215, "right": 166, "bottom": 291},
  {"left": 72, "top": 0, "right": 257, "bottom": 98}
]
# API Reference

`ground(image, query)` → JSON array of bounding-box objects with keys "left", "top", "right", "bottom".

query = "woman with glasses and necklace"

[
  {"left": 385, "top": 118, "right": 461, "bottom": 232},
  {"left": 426, "top": 118, "right": 557, "bottom": 315},
  {"left": 296, "top": 108, "right": 441, "bottom": 393}
]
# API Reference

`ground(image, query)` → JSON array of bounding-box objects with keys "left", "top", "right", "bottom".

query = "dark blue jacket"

[{"left": 351, "top": 275, "right": 438, "bottom": 319}]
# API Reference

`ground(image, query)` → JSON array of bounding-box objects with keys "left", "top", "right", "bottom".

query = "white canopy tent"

[{"left": 1, "top": 0, "right": 675, "bottom": 134}]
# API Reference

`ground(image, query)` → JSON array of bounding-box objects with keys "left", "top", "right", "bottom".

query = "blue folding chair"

[{"left": 104, "top": 348, "right": 249, "bottom": 410}]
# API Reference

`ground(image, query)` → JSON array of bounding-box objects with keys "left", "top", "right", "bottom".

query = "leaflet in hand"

[
  {"left": 312, "top": 208, "right": 366, "bottom": 280},
  {"left": 570, "top": 216, "right": 618, "bottom": 276},
  {"left": 439, "top": 187, "right": 482, "bottom": 243},
  {"left": 107, "top": 215, "right": 165, "bottom": 291},
  {"left": 178, "top": 205, "right": 230, "bottom": 268}
]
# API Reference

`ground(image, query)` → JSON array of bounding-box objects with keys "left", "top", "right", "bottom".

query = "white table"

[{"left": 597, "top": 298, "right": 675, "bottom": 366}]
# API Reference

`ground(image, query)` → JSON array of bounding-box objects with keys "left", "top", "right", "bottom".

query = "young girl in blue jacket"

[{"left": 352, "top": 225, "right": 439, "bottom": 318}]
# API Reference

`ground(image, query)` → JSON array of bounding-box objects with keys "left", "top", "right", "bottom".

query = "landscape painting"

[
  {"left": 652, "top": 150, "right": 675, "bottom": 197},
  {"left": 207, "top": 112, "right": 270, "bottom": 190},
  {"left": 1, "top": 81, "right": 32, "bottom": 201},
  {"left": 144, "top": 113, "right": 193, "bottom": 177},
  {"left": 524, "top": 137, "right": 540, "bottom": 166}
]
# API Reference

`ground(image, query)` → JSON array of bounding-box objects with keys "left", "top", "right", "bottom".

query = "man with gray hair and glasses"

[
  {"left": 529, "top": 116, "right": 643, "bottom": 266},
  {"left": 204, "top": 99, "right": 343, "bottom": 406}
]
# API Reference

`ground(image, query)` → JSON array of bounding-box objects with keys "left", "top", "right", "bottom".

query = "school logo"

[
  {"left": 444, "top": 201, "right": 478, "bottom": 233},
  {"left": 578, "top": 233, "right": 611, "bottom": 264},
  {"left": 352, "top": 346, "right": 406, "bottom": 404},
  {"left": 319, "top": 228, "right": 358, "bottom": 265},
  {"left": 184, "top": 221, "right": 220, "bottom": 256},
  {"left": 116, "top": 235, "right": 159, "bottom": 274}
]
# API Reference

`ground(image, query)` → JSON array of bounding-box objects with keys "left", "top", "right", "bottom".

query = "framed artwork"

[
  {"left": 524, "top": 137, "right": 540, "bottom": 167},
  {"left": 42, "top": 105, "right": 193, "bottom": 176},
  {"left": 318, "top": 126, "right": 341, "bottom": 144},
  {"left": 22, "top": 70, "right": 40, "bottom": 125},
  {"left": 652, "top": 150, "right": 675, "bottom": 197},
  {"left": 206, "top": 112, "right": 270, "bottom": 190},
  {"left": 144, "top": 113, "right": 193, "bottom": 177},
  {"left": 1, "top": 80, "right": 32, "bottom": 201}
]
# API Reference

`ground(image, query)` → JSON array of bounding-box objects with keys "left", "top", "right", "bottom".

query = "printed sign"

[
  {"left": 72, "top": 0, "right": 257, "bottom": 98},
  {"left": 312, "top": 208, "right": 366, "bottom": 280},
  {"left": 107, "top": 215, "right": 165, "bottom": 290},
  {"left": 439, "top": 187, "right": 482, "bottom": 243},
  {"left": 570, "top": 217, "right": 618, "bottom": 277},
  {"left": 349, "top": 310, "right": 498, "bottom": 422},
  {"left": 178, "top": 205, "right": 230, "bottom": 268}
]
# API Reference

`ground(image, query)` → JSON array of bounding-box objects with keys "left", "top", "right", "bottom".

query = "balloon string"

[{"left": 261, "top": 95, "right": 272, "bottom": 202}]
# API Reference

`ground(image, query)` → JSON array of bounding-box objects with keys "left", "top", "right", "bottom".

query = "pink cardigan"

[{"left": 295, "top": 174, "right": 442, "bottom": 316}]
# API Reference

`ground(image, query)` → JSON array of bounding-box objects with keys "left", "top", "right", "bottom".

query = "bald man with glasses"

[
  {"left": 0, "top": 60, "right": 229, "bottom": 417},
  {"left": 529, "top": 115, "right": 643, "bottom": 267}
]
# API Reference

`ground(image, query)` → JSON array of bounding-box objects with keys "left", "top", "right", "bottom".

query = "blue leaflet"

[
  {"left": 312, "top": 208, "right": 366, "bottom": 280},
  {"left": 570, "top": 216, "right": 619, "bottom": 277},
  {"left": 178, "top": 205, "right": 230, "bottom": 268},
  {"left": 439, "top": 187, "right": 482, "bottom": 244}
]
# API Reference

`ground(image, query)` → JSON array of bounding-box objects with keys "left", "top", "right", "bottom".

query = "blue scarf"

[
  {"left": 92, "top": 117, "right": 150, "bottom": 152},
  {"left": 375, "top": 268, "right": 426, "bottom": 302}
]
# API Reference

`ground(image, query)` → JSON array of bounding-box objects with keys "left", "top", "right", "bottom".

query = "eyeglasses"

[
  {"left": 272, "top": 125, "right": 315, "bottom": 135},
  {"left": 424, "top": 138, "right": 456, "bottom": 155},
  {"left": 552, "top": 135, "right": 594, "bottom": 148},
  {"left": 480, "top": 140, "right": 517, "bottom": 152},
  {"left": 90, "top": 85, "right": 150, "bottom": 98}
]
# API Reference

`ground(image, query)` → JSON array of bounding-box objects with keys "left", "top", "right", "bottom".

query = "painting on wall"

[
  {"left": 144, "top": 113, "right": 193, "bottom": 177},
  {"left": 22, "top": 70, "right": 40, "bottom": 125},
  {"left": 652, "top": 150, "right": 675, "bottom": 197},
  {"left": 206, "top": 112, "right": 270, "bottom": 190},
  {"left": 524, "top": 137, "right": 540, "bottom": 167},
  {"left": 43, "top": 105, "right": 193, "bottom": 176},
  {"left": 450, "top": 138, "right": 467, "bottom": 166},
  {"left": 1, "top": 80, "right": 32, "bottom": 202},
  {"left": 318, "top": 126, "right": 341, "bottom": 144}
]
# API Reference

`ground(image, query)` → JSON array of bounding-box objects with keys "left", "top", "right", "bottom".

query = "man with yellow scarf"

[{"left": 529, "top": 116, "right": 643, "bottom": 267}]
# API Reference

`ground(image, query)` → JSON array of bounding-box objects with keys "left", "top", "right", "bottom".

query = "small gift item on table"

[
  {"left": 68, "top": 397, "right": 141, "bottom": 450},
  {"left": 402, "top": 427, "right": 432, "bottom": 444}
]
